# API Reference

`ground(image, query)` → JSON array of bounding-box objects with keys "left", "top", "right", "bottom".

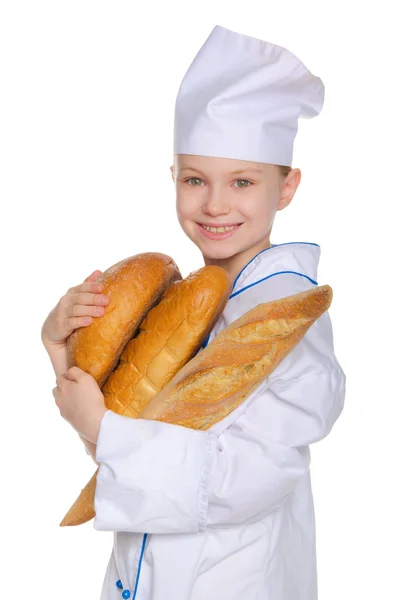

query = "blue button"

[
  {"left": 122, "top": 590, "right": 131, "bottom": 599},
  {"left": 116, "top": 579, "right": 123, "bottom": 589}
]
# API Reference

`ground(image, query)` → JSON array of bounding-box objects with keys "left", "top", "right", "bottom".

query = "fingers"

[
  {"left": 68, "top": 270, "right": 103, "bottom": 294},
  {"left": 84, "top": 270, "right": 102, "bottom": 282},
  {"left": 62, "top": 270, "right": 110, "bottom": 330},
  {"left": 63, "top": 292, "right": 110, "bottom": 327},
  {"left": 55, "top": 373, "right": 66, "bottom": 388},
  {"left": 52, "top": 385, "right": 60, "bottom": 404},
  {"left": 74, "top": 290, "right": 110, "bottom": 308},
  {"left": 54, "top": 372, "right": 72, "bottom": 395}
]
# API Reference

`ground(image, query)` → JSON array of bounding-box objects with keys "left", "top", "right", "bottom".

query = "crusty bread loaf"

[
  {"left": 59, "top": 284, "right": 332, "bottom": 527},
  {"left": 102, "top": 265, "right": 232, "bottom": 418},
  {"left": 140, "top": 284, "right": 332, "bottom": 429},
  {"left": 67, "top": 253, "right": 181, "bottom": 388},
  {"left": 60, "top": 263, "right": 232, "bottom": 526}
]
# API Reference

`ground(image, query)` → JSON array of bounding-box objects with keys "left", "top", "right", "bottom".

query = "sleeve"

[{"left": 93, "top": 276, "right": 346, "bottom": 534}]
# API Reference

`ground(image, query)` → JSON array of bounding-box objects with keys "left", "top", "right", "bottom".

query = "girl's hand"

[
  {"left": 41, "top": 270, "right": 110, "bottom": 347},
  {"left": 52, "top": 366, "right": 108, "bottom": 443}
]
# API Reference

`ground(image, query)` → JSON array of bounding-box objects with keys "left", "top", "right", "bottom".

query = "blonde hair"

[
  {"left": 278, "top": 165, "right": 292, "bottom": 179},
  {"left": 174, "top": 156, "right": 292, "bottom": 180}
]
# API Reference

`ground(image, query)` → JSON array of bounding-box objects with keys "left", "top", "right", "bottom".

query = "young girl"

[{"left": 42, "top": 25, "right": 346, "bottom": 600}]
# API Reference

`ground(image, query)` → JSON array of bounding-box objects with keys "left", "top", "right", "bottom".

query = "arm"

[
  {"left": 42, "top": 336, "right": 99, "bottom": 464},
  {"left": 93, "top": 288, "right": 346, "bottom": 534}
]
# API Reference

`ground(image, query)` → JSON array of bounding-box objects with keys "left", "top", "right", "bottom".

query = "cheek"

[
  {"left": 176, "top": 192, "right": 199, "bottom": 219},
  {"left": 175, "top": 199, "right": 194, "bottom": 232},
  {"left": 243, "top": 193, "right": 278, "bottom": 221}
]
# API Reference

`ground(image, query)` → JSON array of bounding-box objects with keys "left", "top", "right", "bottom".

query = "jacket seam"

[
  {"left": 131, "top": 533, "right": 148, "bottom": 600},
  {"left": 198, "top": 433, "right": 217, "bottom": 532}
]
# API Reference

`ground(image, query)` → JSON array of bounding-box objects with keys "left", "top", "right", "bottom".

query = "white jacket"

[{"left": 93, "top": 242, "right": 346, "bottom": 600}]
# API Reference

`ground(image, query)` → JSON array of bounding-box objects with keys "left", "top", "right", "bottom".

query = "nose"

[{"left": 202, "top": 190, "right": 230, "bottom": 216}]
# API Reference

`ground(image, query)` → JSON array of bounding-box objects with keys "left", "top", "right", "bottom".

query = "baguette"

[
  {"left": 102, "top": 264, "right": 232, "bottom": 417},
  {"left": 60, "top": 264, "right": 232, "bottom": 526},
  {"left": 141, "top": 284, "right": 332, "bottom": 429},
  {"left": 59, "top": 284, "right": 331, "bottom": 527},
  {"left": 66, "top": 252, "right": 182, "bottom": 388}
]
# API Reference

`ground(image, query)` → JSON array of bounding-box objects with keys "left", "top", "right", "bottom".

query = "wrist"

[
  {"left": 43, "top": 338, "right": 70, "bottom": 378},
  {"left": 42, "top": 335, "right": 67, "bottom": 351},
  {"left": 83, "top": 407, "right": 108, "bottom": 444}
]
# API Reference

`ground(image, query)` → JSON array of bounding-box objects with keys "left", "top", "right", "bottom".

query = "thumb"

[{"left": 67, "top": 366, "right": 85, "bottom": 381}]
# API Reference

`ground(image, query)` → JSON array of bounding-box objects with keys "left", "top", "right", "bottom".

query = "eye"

[
  {"left": 185, "top": 178, "right": 252, "bottom": 187},
  {"left": 185, "top": 177, "right": 204, "bottom": 186},
  {"left": 234, "top": 179, "right": 252, "bottom": 188}
]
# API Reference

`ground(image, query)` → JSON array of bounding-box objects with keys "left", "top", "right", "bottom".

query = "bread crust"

[
  {"left": 102, "top": 265, "right": 232, "bottom": 417},
  {"left": 60, "top": 271, "right": 332, "bottom": 527},
  {"left": 66, "top": 253, "right": 182, "bottom": 388},
  {"left": 140, "top": 284, "right": 332, "bottom": 429},
  {"left": 60, "top": 260, "right": 232, "bottom": 526}
]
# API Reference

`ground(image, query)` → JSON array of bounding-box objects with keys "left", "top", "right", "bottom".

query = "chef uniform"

[{"left": 93, "top": 25, "right": 346, "bottom": 600}]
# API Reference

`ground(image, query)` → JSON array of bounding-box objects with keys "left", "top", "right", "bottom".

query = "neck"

[{"left": 202, "top": 238, "right": 274, "bottom": 285}]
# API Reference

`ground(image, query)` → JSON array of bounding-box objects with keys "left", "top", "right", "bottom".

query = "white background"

[{"left": 1, "top": 1, "right": 395, "bottom": 598}]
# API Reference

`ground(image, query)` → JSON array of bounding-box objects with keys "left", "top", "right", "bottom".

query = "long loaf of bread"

[
  {"left": 102, "top": 265, "right": 232, "bottom": 417},
  {"left": 60, "top": 262, "right": 232, "bottom": 526},
  {"left": 140, "top": 284, "right": 332, "bottom": 428},
  {"left": 67, "top": 253, "right": 182, "bottom": 388},
  {"left": 60, "top": 284, "right": 332, "bottom": 527}
]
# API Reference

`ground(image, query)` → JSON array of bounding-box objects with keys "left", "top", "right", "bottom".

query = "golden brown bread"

[
  {"left": 60, "top": 262, "right": 232, "bottom": 526},
  {"left": 102, "top": 265, "right": 232, "bottom": 417},
  {"left": 59, "top": 284, "right": 332, "bottom": 527},
  {"left": 66, "top": 253, "right": 182, "bottom": 388},
  {"left": 140, "top": 284, "right": 332, "bottom": 429}
]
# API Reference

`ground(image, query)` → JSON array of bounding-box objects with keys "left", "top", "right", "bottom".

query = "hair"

[
  {"left": 173, "top": 155, "right": 292, "bottom": 180},
  {"left": 277, "top": 165, "right": 292, "bottom": 179}
]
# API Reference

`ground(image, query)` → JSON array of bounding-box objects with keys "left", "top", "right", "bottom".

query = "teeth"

[{"left": 202, "top": 224, "right": 238, "bottom": 233}]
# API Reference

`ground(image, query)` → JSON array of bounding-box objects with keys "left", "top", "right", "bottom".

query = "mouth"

[{"left": 196, "top": 222, "right": 243, "bottom": 239}]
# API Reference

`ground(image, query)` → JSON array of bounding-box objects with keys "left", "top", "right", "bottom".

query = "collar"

[{"left": 230, "top": 242, "right": 321, "bottom": 297}]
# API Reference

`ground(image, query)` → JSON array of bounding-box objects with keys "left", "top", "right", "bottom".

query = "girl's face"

[{"left": 171, "top": 153, "right": 300, "bottom": 279}]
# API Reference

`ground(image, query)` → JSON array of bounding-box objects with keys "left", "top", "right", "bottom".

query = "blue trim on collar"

[
  {"left": 232, "top": 242, "right": 320, "bottom": 292},
  {"left": 201, "top": 269, "right": 318, "bottom": 349},
  {"left": 230, "top": 270, "right": 318, "bottom": 299}
]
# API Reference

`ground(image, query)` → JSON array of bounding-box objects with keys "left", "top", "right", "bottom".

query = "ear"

[
  {"left": 170, "top": 165, "right": 175, "bottom": 182},
  {"left": 278, "top": 168, "right": 301, "bottom": 211}
]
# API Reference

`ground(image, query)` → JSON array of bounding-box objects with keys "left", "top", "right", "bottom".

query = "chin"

[{"left": 199, "top": 244, "right": 244, "bottom": 263}]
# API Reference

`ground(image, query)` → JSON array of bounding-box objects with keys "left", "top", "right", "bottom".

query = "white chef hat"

[{"left": 173, "top": 25, "right": 325, "bottom": 167}]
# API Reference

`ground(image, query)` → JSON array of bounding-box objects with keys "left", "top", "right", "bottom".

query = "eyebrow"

[{"left": 179, "top": 166, "right": 264, "bottom": 175}]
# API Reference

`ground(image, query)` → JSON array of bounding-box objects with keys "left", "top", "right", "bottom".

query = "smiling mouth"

[{"left": 199, "top": 223, "right": 242, "bottom": 232}]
